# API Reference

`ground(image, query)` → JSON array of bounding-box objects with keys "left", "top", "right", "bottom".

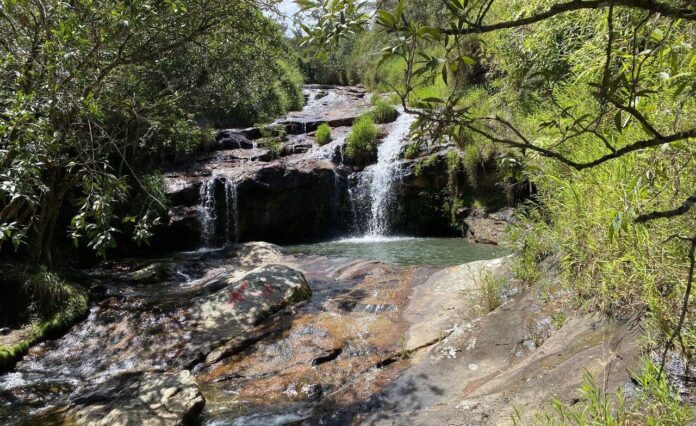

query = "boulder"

[
  {"left": 71, "top": 370, "right": 204, "bottom": 426},
  {"left": 194, "top": 264, "right": 312, "bottom": 330},
  {"left": 214, "top": 132, "right": 254, "bottom": 150},
  {"left": 216, "top": 148, "right": 273, "bottom": 162}
]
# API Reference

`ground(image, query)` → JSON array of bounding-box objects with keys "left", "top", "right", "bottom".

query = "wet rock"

[
  {"left": 214, "top": 132, "right": 254, "bottom": 150},
  {"left": 0, "top": 328, "right": 11, "bottom": 336},
  {"left": 166, "top": 179, "right": 201, "bottom": 206},
  {"left": 161, "top": 206, "right": 203, "bottom": 250},
  {"left": 216, "top": 148, "right": 272, "bottom": 162},
  {"left": 216, "top": 128, "right": 261, "bottom": 143},
  {"left": 231, "top": 160, "right": 353, "bottom": 244},
  {"left": 195, "top": 264, "right": 312, "bottom": 330},
  {"left": 125, "top": 263, "right": 172, "bottom": 284},
  {"left": 71, "top": 370, "right": 204, "bottom": 426},
  {"left": 393, "top": 149, "right": 512, "bottom": 237}
]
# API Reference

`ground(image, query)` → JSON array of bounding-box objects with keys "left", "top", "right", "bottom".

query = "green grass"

[
  {"left": 345, "top": 115, "right": 378, "bottom": 167},
  {"left": 369, "top": 99, "right": 398, "bottom": 124},
  {"left": 315, "top": 123, "right": 332, "bottom": 146},
  {"left": 525, "top": 360, "right": 692, "bottom": 425}
]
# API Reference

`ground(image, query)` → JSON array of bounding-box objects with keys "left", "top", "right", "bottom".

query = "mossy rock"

[{"left": 0, "top": 279, "right": 88, "bottom": 373}]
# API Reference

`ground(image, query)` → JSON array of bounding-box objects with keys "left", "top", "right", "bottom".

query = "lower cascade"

[{"left": 353, "top": 110, "right": 416, "bottom": 238}]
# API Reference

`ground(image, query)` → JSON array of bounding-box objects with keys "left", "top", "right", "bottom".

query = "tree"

[{"left": 0, "top": 0, "right": 300, "bottom": 264}]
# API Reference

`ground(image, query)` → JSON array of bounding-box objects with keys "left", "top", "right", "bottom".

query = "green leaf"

[
  {"left": 395, "top": 0, "right": 404, "bottom": 22},
  {"left": 376, "top": 10, "right": 396, "bottom": 28},
  {"left": 460, "top": 55, "right": 476, "bottom": 65}
]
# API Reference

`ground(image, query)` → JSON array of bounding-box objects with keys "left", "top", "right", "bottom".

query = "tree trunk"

[{"left": 28, "top": 169, "right": 69, "bottom": 266}]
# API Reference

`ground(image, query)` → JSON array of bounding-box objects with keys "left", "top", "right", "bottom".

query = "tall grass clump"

[
  {"left": 524, "top": 360, "right": 692, "bottom": 425},
  {"left": 315, "top": 123, "right": 332, "bottom": 146},
  {"left": 369, "top": 99, "right": 398, "bottom": 124},
  {"left": 345, "top": 115, "right": 378, "bottom": 167}
]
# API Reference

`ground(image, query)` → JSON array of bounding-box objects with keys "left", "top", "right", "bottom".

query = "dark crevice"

[{"left": 312, "top": 347, "right": 343, "bottom": 366}]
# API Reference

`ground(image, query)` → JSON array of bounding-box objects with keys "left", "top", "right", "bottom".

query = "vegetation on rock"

[
  {"left": 369, "top": 99, "right": 399, "bottom": 124},
  {"left": 345, "top": 115, "right": 378, "bottom": 167},
  {"left": 315, "top": 123, "right": 333, "bottom": 146}
]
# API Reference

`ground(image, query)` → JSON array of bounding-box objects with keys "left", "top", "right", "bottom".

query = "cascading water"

[
  {"left": 198, "top": 179, "right": 217, "bottom": 246},
  {"left": 197, "top": 176, "right": 242, "bottom": 248},
  {"left": 224, "top": 179, "right": 240, "bottom": 244},
  {"left": 356, "top": 110, "right": 416, "bottom": 237}
]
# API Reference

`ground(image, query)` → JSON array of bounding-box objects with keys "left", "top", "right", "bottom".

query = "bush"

[
  {"left": 345, "top": 115, "right": 378, "bottom": 166},
  {"left": 404, "top": 142, "right": 421, "bottom": 159},
  {"left": 315, "top": 123, "right": 332, "bottom": 146},
  {"left": 369, "top": 99, "right": 399, "bottom": 124}
]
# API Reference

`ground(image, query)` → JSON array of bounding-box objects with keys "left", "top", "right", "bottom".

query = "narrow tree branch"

[
  {"left": 658, "top": 236, "right": 696, "bottom": 380},
  {"left": 441, "top": 0, "right": 696, "bottom": 36},
  {"left": 635, "top": 193, "right": 696, "bottom": 223}
]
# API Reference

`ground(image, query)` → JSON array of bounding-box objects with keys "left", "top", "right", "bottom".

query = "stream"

[{"left": 0, "top": 86, "right": 517, "bottom": 425}]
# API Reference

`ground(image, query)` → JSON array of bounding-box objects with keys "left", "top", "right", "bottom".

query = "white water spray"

[{"left": 362, "top": 110, "right": 416, "bottom": 236}]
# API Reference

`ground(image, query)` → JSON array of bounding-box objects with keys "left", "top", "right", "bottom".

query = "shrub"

[
  {"left": 345, "top": 115, "right": 378, "bottom": 166},
  {"left": 369, "top": 99, "right": 398, "bottom": 124},
  {"left": 404, "top": 142, "right": 421, "bottom": 159},
  {"left": 477, "top": 269, "right": 505, "bottom": 313},
  {"left": 315, "top": 123, "right": 332, "bottom": 146}
]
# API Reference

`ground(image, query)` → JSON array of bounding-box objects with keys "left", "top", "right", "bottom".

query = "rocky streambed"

[{"left": 0, "top": 242, "right": 642, "bottom": 425}]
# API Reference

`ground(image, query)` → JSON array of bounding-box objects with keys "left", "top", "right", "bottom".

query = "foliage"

[
  {"left": 529, "top": 360, "right": 692, "bottom": 425},
  {"left": 315, "top": 123, "right": 333, "bottom": 146},
  {"left": 298, "top": 0, "right": 696, "bottom": 378},
  {"left": 404, "top": 142, "right": 421, "bottom": 160},
  {"left": 345, "top": 115, "right": 378, "bottom": 167},
  {"left": 0, "top": 0, "right": 303, "bottom": 262},
  {"left": 476, "top": 268, "right": 505, "bottom": 313},
  {"left": 0, "top": 270, "right": 88, "bottom": 370}
]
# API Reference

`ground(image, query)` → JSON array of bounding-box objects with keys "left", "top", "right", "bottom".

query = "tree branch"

[
  {"left": 635, "top": 193, "right": 696, "bottom": 223},
  {"left": 441, "top": 0, "right": 696, "bottom": 35}
]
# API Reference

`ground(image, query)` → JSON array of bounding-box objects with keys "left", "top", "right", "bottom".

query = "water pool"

[{"left": 284, "top": 236, "right": 509, "bottom": 267}]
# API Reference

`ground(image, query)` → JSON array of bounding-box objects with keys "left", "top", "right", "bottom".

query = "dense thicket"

[
  {"left": 0, "top": 0, "right": 303, "bottom": 263},
  {"left": 299, "top": 0, "right": 696, "bottom": 420}
]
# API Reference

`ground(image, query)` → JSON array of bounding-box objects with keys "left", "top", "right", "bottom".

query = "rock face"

[
  {"left": 154, "top": 86, "right": 374, "bottom": 251},
  {"left": 394, "top": 148, "right": 517, "bottom": 240},
  {"left": 233, "top": 160, "right": 352, "bottom": 244},
  {"left": 71, "top": 370, "right": 204, "bottom": 426}
]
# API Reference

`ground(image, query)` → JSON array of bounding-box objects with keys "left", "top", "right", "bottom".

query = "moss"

[
  {"left": 414, "top": 153, "right": 439, "bottom": 177},
  {"left": 315, "top": 123, "right": 332, "bottom": 146},
  {"left": 0, "top": 275, "right": 88, "bottom": 372}
]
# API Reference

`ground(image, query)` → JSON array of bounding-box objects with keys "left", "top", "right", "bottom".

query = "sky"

[{"left": 277, "top": 0, "right": 300, "bottom": 32}]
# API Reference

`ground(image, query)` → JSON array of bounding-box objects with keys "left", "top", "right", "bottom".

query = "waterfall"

[
  {"left": 198, "top": 179, "right": 217, "bottom": 246},
  {"left": 225, "top": 179, "right": 240, "bottom": 243},
  {"left": 361, "top": 110, "right": 416, "bottom": 237}
]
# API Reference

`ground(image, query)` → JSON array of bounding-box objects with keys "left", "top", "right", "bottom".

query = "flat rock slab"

[
  {"left": 71, "top": 370, "right": 204, "bottom": 426},
  {"left": 404, "top": 257, "right": 508, "bottom": 351},
  {"left": 359, "top": 295, "right": 642, "bottom": 425}
]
